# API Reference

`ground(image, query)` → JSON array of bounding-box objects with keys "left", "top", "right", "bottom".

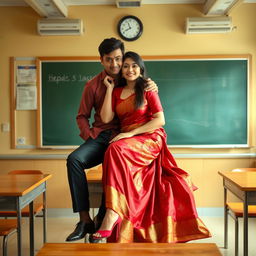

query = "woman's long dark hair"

[{"left": 118, "top": 51, "right": 147, "bottom": 109}]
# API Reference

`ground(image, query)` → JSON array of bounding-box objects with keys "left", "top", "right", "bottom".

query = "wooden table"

[
  {"left": 218, "top": 170, "right": 256, "bottom": 256},
  {"left": 36, "top": 243, "right": 221, "bottom": 256},
  {"left": 0, "top": 174, "right": 52, "bottom": 256},
  {"left": 87, "top": 166, "right": 103, "bottom": 212}
]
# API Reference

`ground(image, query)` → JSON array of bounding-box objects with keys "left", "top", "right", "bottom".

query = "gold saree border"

[{"left": 105, "top": 186, "right": 211, "bottom": 243}]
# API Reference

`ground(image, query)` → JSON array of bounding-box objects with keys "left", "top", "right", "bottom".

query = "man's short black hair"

[{"left": 98, "top": 37, "right": 125, "bottom": 57}]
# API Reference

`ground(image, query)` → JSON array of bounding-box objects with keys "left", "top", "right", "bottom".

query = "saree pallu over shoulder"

[{"left": 103, "top": 128, "right": 211, "bottom": 243}]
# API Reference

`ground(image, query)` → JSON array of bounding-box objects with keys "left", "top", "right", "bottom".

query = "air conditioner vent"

[
  {"left": 186, "top": 16, "right": 233, "bottom": 34},
  {"left": 116, "top": 0, "right": 141, "bottom": 8},
  {"left": 37, "top": 19, "right": 83, "bottom": 36}
]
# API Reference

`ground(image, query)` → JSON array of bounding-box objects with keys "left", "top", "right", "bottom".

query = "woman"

[{"left": 92, "top": 51, "right": 211, "bottom": 243}]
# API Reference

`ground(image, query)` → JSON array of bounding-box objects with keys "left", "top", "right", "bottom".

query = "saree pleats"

[{"left": 103, "top": 129, "right": 211, "bottom": 243}]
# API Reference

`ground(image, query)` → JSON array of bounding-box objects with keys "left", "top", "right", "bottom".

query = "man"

[{"left": 66, "top": 38, "right": 157, "bottom": 242}]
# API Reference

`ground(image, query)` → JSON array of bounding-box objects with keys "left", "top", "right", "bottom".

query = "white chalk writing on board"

[{"left": 48, "top": 74, "right": 93, "bottom": 84}]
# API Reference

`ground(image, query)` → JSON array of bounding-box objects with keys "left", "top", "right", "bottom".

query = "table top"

[
  {"left": 0, "top": 174, "right": 52, "bottom": 196},
  {"left": 218, "top": 170, "right": 256, "bottom": 191},
  {"left": 87, "top": 166, "right": 102, "bottom": 183},
  {"left": 36, "top": 243, "right": 221, "bottom": 256}
]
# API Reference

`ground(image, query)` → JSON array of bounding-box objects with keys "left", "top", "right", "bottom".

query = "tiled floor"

[{"left": 1, "top": 216, "right": 256, "bottom": 256}]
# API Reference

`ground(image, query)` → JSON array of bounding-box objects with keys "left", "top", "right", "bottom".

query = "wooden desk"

[
  {"left": 36, "top": 243, "right": 221, "bottom": 256},
  {"left": 218, "top": 170, "right": 256, "bottom": 256},
  {"left": 87, "top": 165, "right": 102, "bottom": 183},
  {"left": 87, "top": 166, "right": 103, "bottom": 210},
  {"left": 0, "top": 174, "right": 52, "bottom": 256}
]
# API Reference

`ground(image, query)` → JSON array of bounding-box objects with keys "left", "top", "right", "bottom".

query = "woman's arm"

[
  {"left": 100, "top": 76, "right": 115, "bottom": 123},
  {"left": 110, "top": 111, "right": 165, "bottom": 143},
  {"left": 131, "top": 111, "right": 165, "bottom": 135}
]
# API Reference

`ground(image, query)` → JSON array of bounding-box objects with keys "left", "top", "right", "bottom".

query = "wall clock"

[{"left": 117, "top": 15, "right": 143, "bottom": 41}]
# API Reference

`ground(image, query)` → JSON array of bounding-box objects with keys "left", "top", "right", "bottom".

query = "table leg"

[
  {"left": 43, "top": 190, "right": 47, "bottom": 243},
  {"left": 29, "top": 201, "right": 34, "bottom": 256},
  {"left": 243, "top": 192, "right": 248, "bottom": 256},
  {"left": 16, "top": 197, "right": 22, "bottom": 256},
  {"left": 224, "top": 187, "right": 228, "bottom": 249}
]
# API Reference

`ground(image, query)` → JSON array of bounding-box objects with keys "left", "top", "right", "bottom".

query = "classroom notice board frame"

[
  {"left": 36, "top": 55, "right": 251, "bottom": 149},
  {"left": 10, "top": 57, "right": 37, "bottom": 149}
]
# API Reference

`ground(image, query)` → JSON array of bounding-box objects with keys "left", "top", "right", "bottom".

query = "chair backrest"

[
  {"left": 231, "top": 168, "right": 256, "bottom": 173},
  {"left": 8, "top": 170, "right": 43, "bottom": 175}
]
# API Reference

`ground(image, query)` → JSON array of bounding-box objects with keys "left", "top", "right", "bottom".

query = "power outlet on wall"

[
  {"left": 17, "top": 137, "right": 26, "bottom": 145},
  {"left": 1, "top": 123, "right": 10, "bottom": 132}
]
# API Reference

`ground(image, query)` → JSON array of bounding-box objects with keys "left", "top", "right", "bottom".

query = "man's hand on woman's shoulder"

[{"left": 144, "top": 78, "right": 158, "bottom": 92}]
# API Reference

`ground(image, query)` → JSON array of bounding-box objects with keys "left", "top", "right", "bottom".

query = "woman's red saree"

[{"left": 102, "top": 88, "right": 211, "bottom": 243}]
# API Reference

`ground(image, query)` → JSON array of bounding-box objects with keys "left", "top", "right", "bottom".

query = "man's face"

[{"left": 100, "top": 48, "right": 123, "bottom": 78}]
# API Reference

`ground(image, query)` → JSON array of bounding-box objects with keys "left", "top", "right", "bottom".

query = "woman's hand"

[
  {"left": 109, "top": 132, "right": 134, "bottom": 143},
  {"left": 104, "top": 75, "right": 115, "bottom": 90},
  {"left": 101, "top": 75, "right": 115, "bottom": 123},
  {"left": 144, "top": 78, "right": 158, "bottom": 92}
]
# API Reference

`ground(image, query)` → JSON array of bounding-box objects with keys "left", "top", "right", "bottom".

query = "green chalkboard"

[{"left": 37, "top": 56, "right": 249, "bottom": 148}]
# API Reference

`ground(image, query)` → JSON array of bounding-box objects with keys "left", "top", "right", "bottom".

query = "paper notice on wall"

[
  {"left": 17, "top": 66, "right": 36, "bottom": 84},
  {"left": 16, "top": 84, "right": 37, "bottom": 110}
]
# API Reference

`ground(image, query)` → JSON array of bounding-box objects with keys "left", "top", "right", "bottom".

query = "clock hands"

[{"left": 124, "top": 22, "right": 132, "bottom": 32}]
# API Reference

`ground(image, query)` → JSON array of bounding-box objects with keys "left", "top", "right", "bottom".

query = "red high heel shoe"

[{"left": 92, "top": 216, "right": 122, "bottom": 240}]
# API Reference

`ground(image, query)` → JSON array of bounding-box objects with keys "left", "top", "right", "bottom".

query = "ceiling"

[
  {"left": 0, "top": 0, "right": 205, "bottom": 6},
  {"left": 0, "top": 0, "right": 255, "bottom": 18}
]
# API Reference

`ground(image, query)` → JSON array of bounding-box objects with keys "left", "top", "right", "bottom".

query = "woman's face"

[{"left": 122, "top": 57, "right": 141, "bottom": 82}]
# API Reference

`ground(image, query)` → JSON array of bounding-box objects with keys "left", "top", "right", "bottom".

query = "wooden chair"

[
  {"left": 0, "top": 219, "right": 17, "bottom": 256},
  {"left": 0, "top": 170, "right": 47, "bottom": 243},
  {"left": 225, "top": 168, "right": 256, "bottom": 256}
]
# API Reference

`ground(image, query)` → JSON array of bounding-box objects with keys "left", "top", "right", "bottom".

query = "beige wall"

[{"left": 0, "top": 4, "right": 256, "bottom": 209}]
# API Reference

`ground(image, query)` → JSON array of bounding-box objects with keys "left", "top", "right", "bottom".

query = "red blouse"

[{"left": 112, "top": 87, "right": 163, "bottom": 132}]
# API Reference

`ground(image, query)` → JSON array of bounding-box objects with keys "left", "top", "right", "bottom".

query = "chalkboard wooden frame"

[{"left": 36, "top": 55, "right": 251, "bottom": 149}]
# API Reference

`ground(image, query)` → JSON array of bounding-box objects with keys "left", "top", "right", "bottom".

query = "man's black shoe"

[
  {"left": 66, "top": 221, "right": 95, "bottom": 242},
  {"left": 88, "top": 215, "right": 105, "bottom": 243},
  {"left": 89, "top": 234, "right": 106, "bottom": 243}
]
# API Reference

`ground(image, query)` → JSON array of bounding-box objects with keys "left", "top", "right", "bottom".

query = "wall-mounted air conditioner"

[
  {"left": 37, "top": 19, "right": 83, "bottom": 36},
  {"left": 116, "top": 0, "right": 141, "bottom": 8},
  {"left": 186, "top": 16, "right": 233, "bottom": 34}
]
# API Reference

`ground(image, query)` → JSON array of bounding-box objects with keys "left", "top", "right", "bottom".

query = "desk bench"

[
  {"left": 87, "top": 165, "right": 103, "bottom": 215},
  {"left": 36, "top": 243, "right": 221, "bottom": 256}
]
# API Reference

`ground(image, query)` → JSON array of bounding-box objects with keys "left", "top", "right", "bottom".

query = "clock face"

[{"left": 118, "top": 16, "right": 143, "bottom": 41}]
